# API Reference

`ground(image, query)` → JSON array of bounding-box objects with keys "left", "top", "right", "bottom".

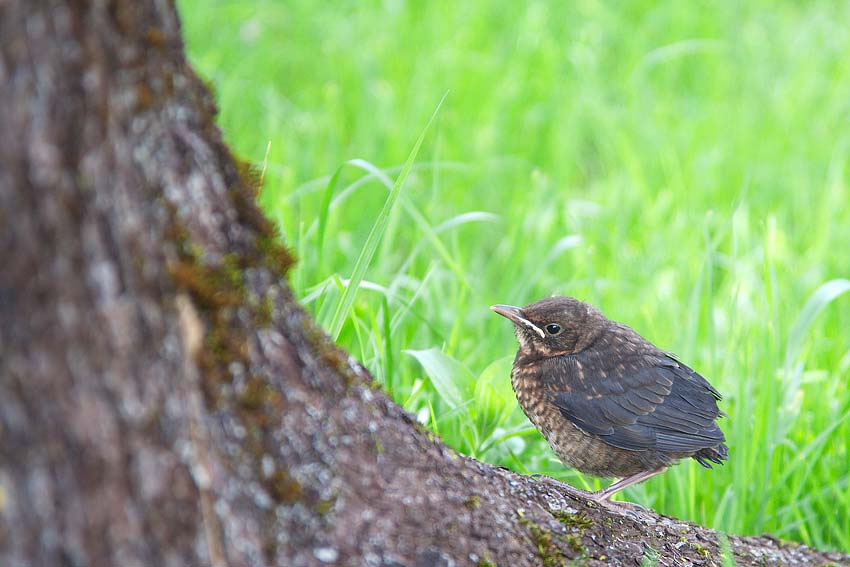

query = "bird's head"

[{"left": 491, "top": 296, "right": 605, "bottom": 357}]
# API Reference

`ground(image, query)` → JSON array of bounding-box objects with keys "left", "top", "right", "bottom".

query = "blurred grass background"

[{"left": 178, "top": 0, "right": 850, "bottom": 551}]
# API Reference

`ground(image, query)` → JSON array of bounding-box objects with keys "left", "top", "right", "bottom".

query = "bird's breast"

[
  {"left": 510, "top": 360, "right": 575, "bottom": 441},
  {"left": 511, "top": 364, "right": 548, "bottom": 427}
]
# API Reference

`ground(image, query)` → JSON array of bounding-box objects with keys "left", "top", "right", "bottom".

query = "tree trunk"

[{"left": 0, "top": 2, "right": 847, "bottom": 566}]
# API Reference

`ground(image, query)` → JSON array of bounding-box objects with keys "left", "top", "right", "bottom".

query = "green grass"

[{"left": 178, "top": 0, "right": 850, "bottom": 552}]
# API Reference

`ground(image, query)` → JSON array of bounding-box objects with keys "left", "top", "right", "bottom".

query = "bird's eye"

[{"left": 545, "top": 324, "right": 562, "bottom": 335}]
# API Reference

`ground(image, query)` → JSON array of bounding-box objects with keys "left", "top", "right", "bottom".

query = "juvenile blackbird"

[{"left": 492, "top": 296, "right": 728, "bottom": 503}]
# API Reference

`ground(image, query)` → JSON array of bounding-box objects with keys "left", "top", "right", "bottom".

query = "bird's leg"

[{"left": 590, "top": 467, "right": 667, "bottom": 503}]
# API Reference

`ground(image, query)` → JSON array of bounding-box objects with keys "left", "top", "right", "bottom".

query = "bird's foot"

[
  {"left": 590, "top": 495, "right": 652, "bottom": 519},
  {"left": 527, "top": 474, "right": 653, "bottom": 519}
]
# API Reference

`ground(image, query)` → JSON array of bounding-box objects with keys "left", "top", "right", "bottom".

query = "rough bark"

[{"left": 0, "top": 1, "right": 847, "bottom": 566}]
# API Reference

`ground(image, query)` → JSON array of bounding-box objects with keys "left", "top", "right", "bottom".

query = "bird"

[{"left": 491, "top": 296, "right": 728, "bottom": 504}]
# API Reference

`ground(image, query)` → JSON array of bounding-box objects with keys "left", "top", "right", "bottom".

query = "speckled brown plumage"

[{"left": 492, "top": 296, "right": 728, "bottom": 501}]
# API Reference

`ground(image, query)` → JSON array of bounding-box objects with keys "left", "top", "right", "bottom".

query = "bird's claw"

[{"left": 593, "top": 497, "right": 652, "bottom": 519}]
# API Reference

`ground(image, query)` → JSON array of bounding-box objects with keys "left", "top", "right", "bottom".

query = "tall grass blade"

[
  {"left": 326, "top": 93, "right": 448, "bottom": 340},
  {"left": 785, "top": 279, "right": 850, "bottom": 369}
]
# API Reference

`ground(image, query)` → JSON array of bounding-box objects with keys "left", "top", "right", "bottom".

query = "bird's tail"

[{"left": 693, "top": 443, "right": 729, "bottom": 469}]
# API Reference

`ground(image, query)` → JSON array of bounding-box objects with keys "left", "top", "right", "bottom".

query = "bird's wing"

[{"left": 548, "top": 352, "right": 725, "bottom": 453}]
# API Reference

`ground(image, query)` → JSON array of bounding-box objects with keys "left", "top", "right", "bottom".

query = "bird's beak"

[{"left": 490, "top": 304, "right": 545, "bottom": 339}]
